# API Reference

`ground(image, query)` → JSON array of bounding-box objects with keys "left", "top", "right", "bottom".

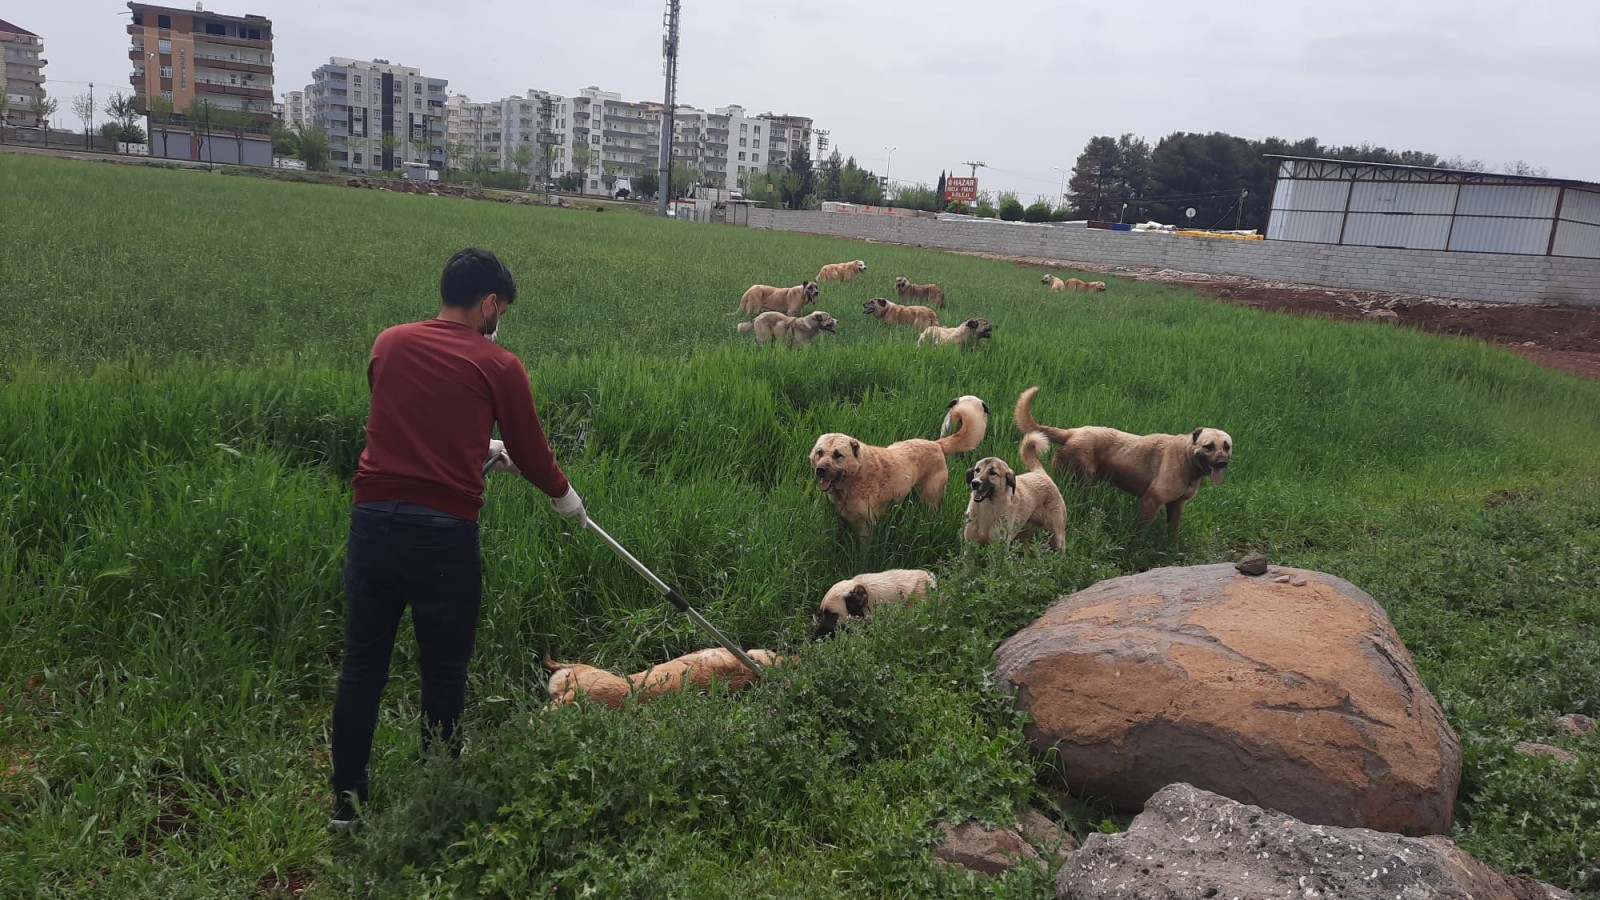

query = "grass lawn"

[{"left": 1, "top": 153, "right": 1597, "bottom": 898}]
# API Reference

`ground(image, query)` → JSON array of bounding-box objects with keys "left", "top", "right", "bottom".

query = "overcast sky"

[{"left": 26, "top": 0, "right": 1600, "bottom": 199}]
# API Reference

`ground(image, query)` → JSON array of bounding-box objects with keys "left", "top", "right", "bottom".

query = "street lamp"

[
  {"left": 1053, "top": 166, "right": 1069, "bottom": 208},
  {"left": 884, "top": 146, "right": 896, "bottom": 187}
]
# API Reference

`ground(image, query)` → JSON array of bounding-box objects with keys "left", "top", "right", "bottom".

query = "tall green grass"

[{"left": 1, "top": 154, "right": 1597, "bottom": 897}]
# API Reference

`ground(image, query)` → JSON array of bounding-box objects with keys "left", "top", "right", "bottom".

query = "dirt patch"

[{"left": 963, "top": 251, "right": 1600, "bottom": 381}]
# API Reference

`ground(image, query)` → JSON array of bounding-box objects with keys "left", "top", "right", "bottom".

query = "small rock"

[
  {"left": 1514, "top": 741, "right": 1578, "bottom": 764},
  {"left": 1290, "top": 576, "right": 1308, "bottom": 587},
  {"left": 1018, "top": 809, "right": 1079, "bottom": 863},
  {"left": 1555, "top": 714, "right": 1594, "bottom": 736},
  {"left": 1366, "top": 309, "right": 1400, "bottom": 321},
  {"left": 1234, "top": 553, "right": 1269, "bottom": 576},
  {"left": 1273, "top": 574, "right": 1292, "bottom": 584},
  {"left": 932, "top": 820, "right": 1040, "bottom": 876}
]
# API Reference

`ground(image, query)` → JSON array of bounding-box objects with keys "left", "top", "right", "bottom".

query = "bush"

[
  {"left": 975, "top": 200, "right": 997, "bottom": 218},
  {"left": 1051, "top": 207, "right": 1074, "bottom": 222},
  {"left": 945, "top": 201, "right": 965, "bottom": 214},
  {"left": 999, "top": 198, "right": 1024, "bottom": 221},
  {"left": 1023, "top": 202, "right": 1053, "bottom": 223}
]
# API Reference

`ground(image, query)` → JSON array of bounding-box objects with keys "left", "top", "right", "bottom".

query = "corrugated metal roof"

[
  {"left": 1560, "top": 189, "right": 1600, "bottom": 227},
  {"left": 1449, "top": 217, "right": 1551, "bottom": 254},
  {"left": 1265, "top": 155, "right": 1600, "bottom": 193},
  {"left": 1553, "top": 221, "right": 1600, "bottom": 258}
]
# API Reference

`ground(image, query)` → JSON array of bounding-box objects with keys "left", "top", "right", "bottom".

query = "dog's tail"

[
  {"left": 1019, "top": 431, "right": 1051, "bottom": 474},
  {"left": 937, "top": 395, "right": 989, "bottom": 455},
  {"left": 1014, "top": 386, "right": 1075, "bottom": 446},
  {"left": 736, "top": 320, "right": 754, "bottom": 333},
  {"left": 541, "top": 652, "right": 583, "bottom": 672}
]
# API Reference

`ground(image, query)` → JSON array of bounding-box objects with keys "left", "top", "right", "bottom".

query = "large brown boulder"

[
  {"left": 1055, "top": 783, "right": 1574, "bottom": 900},
  {"left": 994, "top": 564, "right": 1460, "bottom": 834}
]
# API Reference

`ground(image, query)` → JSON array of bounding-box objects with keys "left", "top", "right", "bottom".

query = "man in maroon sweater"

[{"left": 329, "top": 247, "right": 583, "bottom": 831}]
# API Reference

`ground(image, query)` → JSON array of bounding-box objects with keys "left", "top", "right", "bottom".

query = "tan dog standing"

[
  {"left": 811, "top": 569, "right": 938, "bottom": 639},
  {"left": 895, "top": 276, "right": 946, "bottom": 309},
  {"left": 863, "top": 296, "right": 939, "bottom": 329},
  {"left": 810, "top": 394, "right": 989, "bottom": 538},
  {"left": 817, "top": 260, "right": 868, "bottom": 282},
  {"left": 962, "top": 431, "right": 1066, "bottom": 551},
  {"left": 1014, "top": 386, "right": 1232, "bottom": 541},
  {"left": 918, "top": 317, "right": 994, "bottom": 349},
  {"left": 737, "top": 310, "right": 839, "bottom": 346},
  {"left": 732, "top": 281, "right": 820, "bottom": 316}
]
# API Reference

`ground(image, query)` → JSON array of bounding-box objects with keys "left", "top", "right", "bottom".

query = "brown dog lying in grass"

[
  {"left": 1014, "top": 386, "right": 1231, "bottom": 541},
  {"left": 811, "top": 394, "right": 988, "bottom": 539},
  {"left": 543, "top": 648, "right": 787, "bottom": 709},
  {"left": 811, "top": 569, "right": 937, "bottom": 639}
]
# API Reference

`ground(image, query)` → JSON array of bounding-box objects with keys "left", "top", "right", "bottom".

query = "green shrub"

[
  {"left": 998, "top": 198, "right": 1024, "bottom": 221},
  {"left": 1023, "top": 202, "right": 1053, "bottom": 223}
]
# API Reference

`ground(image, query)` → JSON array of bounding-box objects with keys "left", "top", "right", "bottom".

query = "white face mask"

[{"left": 480, "top": 299, "right": 502, "bottom": 342}]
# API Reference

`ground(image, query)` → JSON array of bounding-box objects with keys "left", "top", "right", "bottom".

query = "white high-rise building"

[
  {"left": 444, "top": 83, "right": 813, "bottom": 197},
  {"left": 277, "top": 89, "right": 308, "bottom": 132},
  {"left": 308, "top": 57, "right": 447, "bottom": 174}
]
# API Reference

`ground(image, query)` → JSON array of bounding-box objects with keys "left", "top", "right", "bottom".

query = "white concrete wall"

[{"left": 745, "top": 209, "right": 1600, "bottom": 307}]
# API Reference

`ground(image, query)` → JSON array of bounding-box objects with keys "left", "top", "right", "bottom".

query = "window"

[
  {"left": 740, "top": 123, "right": 747, "bottom": 132},
  {"left": 354, "top": 91, "right": 362, "bottom": 102},
  {"left": 205, "top": 23, "right": 225, "bottom": 36},
  {"left": 414, "top": 99, "right": 421, "bottom": 109},
  {"left": 752, "top": 153, "right": 759, "bottom": 163},
  {"left": 353, "top": 75, "right": 362, "bottom": 86},
  {"left": 159, "top": 66, "right": 172, "bottom": 79},
  {"left": 354, "top": 152, "right": 363, "bottom": 165},
  {"left": 414, "top": 83, "right": 422, "bottom": 94},
  {"left": 158, "top": 14, "right": 171, "bottom": 28},
  {"left": 161, "top": 90, "right": 173, "bottom": 101},
  {"left": 158, "top": 38, "right": 172, "bottom": 53},
  {"left": 753, "top": 125, "right": 761, "bottom": 135},
  {"left": 738, "top": 152, "right": 746, "bottom": 161},
  {"left": 739, "top": 138, "right": 746, "bottom": 147}
]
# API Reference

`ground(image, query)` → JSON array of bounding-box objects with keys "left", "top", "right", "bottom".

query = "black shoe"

[{"left": 327, "top": 790, "right": 365, "bottom": 833}]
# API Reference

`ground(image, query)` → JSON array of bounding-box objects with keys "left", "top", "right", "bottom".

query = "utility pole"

[
  {"left": 963, "top": 159, "right": 985, "bottom": 179},
  {"left": 1236, "top": 189, "right": 1248, "bottom": 231},
  {"left": 658, "top": 0, "right": 681, "bottom": 217}
]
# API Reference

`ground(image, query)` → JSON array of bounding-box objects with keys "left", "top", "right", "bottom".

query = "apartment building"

[
  {"left": 446, "top": 89, "right": 567, "bottom": 182},
  {"left": 308, "top": 57, "right": 447, "bottom": 174},
  {"left": 127, "top": 3, "right": 274, "bottom": 165},
  {"left": 276, "top": 88, "right": 307, "bottom": 133},
  {"left": 445, "top": 82, "right": 813, "bottom": 197},
  {"left": 0, "top": 18, "right": 45, "bottom": 128}
]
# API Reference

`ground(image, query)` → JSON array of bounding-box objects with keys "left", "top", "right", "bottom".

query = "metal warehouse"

[{"left": 1265, "top": 156, "right": 1600, "bottom": 259}]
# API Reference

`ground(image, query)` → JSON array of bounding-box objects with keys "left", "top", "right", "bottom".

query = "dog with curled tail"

[{"left": 963, "top": 431, "right": 1067, "bottom": 550}]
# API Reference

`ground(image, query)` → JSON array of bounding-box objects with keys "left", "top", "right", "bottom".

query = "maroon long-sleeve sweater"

[{"left": 352, "top": 318, "right": 569, "bottom": 520}]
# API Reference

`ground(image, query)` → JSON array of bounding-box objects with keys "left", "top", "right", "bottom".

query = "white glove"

[
  {"left": 550, "top": 486, "right": 586, "bottom": 522},
  {"left": 484, "top": 439, "right": 519, "bottom": 475}
]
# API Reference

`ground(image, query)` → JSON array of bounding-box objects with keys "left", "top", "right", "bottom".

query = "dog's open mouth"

[
  {"left": 817, "top": 470, "right": 842, "bottom": 492},
  {"left": 971, "top": 481, "right": 995, "bottom": 503},
  {"left": 1210, "top": 465, "right": 1226, "bottom": 485}
]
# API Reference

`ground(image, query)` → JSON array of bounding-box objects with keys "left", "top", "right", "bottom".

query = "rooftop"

[
  {"left": 0, "top": 18, "right": 39, "bottom": 36},
  {"left": 1265, "top": 155, "right": 1600, "bottom": 193}
]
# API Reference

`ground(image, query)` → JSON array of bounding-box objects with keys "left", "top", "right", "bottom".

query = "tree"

[
  {"left": 670, "top": 160, "right": 697, "bottom": 199},
  {"left": 184, "top": 98, "right": 215, "bottom": 165},
  {"left": 445, "top": 139, "right": 470, "bottom": 178},
  {"left": 556, "top": 172, "right": 581, "bottom": 192},
  {"left": 410, "top": 135, "right": 432, "bottom": 170},
  {"left": 780, "top": 144, "right": 815, "bottom": 210},
  {"left": 633, "top": 170, "right": 659, "bottom": 199},
  {"left": 569, "top": 143, "right": 593, "bottom": 195},
  {"left": 215, "top": 107, "right": 252, "bottom": 165},
  {"left": 104, "top": 92, "right": 140, "bottom": 138},
  {"left": 600, "top": 160, "right": 617, "bottom": 195},
  {"left": 839, "top": 156, "right": 883, "bottom": 205},
  {"left": 270, "top": 123, "right": 300, "bottom": 158},
  {"left": 31, "top": 95, "right": 58, "bottom": 147},
  {"left": 936, "top": 170, "right": 947, "bottom": 205},
  {"left": 296, "top": 125, "right": 330, "bottom": 171},
  {"left": 379, "top": 130, "right": 398, "bottom": 172},
  {"left": 147, "top": 95, "right": 173, "bottom": 157},
  {"left": 71, "top": 93, "right": 95, "bottom": 149},
  {"left": 819, "top": 150, "right": 844, "bottom": 201}
]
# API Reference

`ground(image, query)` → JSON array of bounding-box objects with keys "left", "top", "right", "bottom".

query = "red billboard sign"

[{"left": 945, "top": 177, "right": 978, "bottom": 202}]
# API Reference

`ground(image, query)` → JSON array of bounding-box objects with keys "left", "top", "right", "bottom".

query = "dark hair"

[{"left": 440, "top": 248, "right": 517, "bottom": 308}]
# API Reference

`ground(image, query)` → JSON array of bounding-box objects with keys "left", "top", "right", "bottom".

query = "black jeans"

[{"left": 330, "top": 501, "right": 482, "bottom": 799}]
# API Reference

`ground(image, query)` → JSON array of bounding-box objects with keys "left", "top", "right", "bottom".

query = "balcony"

[{"left": 192, "top": 51, "right": 271, "bottom": 75}]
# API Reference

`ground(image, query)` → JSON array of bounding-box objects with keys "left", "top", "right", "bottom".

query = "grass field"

[{"left": 1, "top": 153, "right": 1598, "bottom": 898}]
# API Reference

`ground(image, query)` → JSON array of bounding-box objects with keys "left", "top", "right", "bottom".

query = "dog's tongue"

[
  {"left": 1210, "top": 469, "right": 1224, "bottom": 486},
  {"left": 817, "top": 477, "right": 833, "bottom": 492}
]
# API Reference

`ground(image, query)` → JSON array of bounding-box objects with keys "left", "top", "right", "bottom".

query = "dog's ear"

[
  {"left": 1006, "top": 471, "right": 1017, "bottom": 493},
  {"left": 848, "top": 438, "right": 859, "bottom": 457},
  {"left": 812, "top": 610, "right": 837, "bottom": 641},
  {"left": 946, "top": 397, "right": 958, "bottom": 409},
  {"left": 1191, "top": 428, "right": 1203, "bottom": 443},
  {"left": 980, "top": 399, "right": 990, "bottom": 415},
  {"left": 844, "top": 584, "right": 870, "bottom": 618},
  {"left": 965, "top": 465, "right": 977, "bottom": 482}
]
